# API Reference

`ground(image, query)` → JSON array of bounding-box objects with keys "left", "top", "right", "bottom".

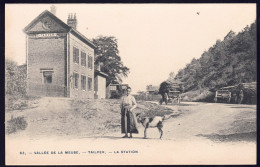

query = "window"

[
  {"left": 88, "top": 77, "right": 92, "bottom": 91},
  {"left": 73, "top": 72, "right": 79, "bottom": 89},
  {"left": 73, "top": 47, "right": 79, "bottom": 64},
  {"left": 88, "top": 55, "right": 93, "bottom": 70},
  {"left": 43, "top": 71, "right": 53, "bottom": 84},
  {"left": 110, "top": 85, "right": 117, "bottom": 91},
  {"left": 81, "top": 51, "right": 86, "bottom": 67},
  {"left": 122, "top": 85, "right": 127, "bottom": 89},
  {"left": 81, "top": 75, "right": 86, "bottom": 90}
]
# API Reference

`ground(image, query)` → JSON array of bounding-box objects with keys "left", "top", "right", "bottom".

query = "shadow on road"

[
  {"left": 78, "top": 135, "right": 174, "bottom": 141},
  {"left": 164, "top": 103, "right": 199, "bottom": 106},
  {"left": 196, "top": 131, "right": 256, "bottom": 143},
  {"left": 79, "top": 135, "right": 146, "bottom": 140},
  {"left": 230, "top": 106, "right": 256, "bottom": 109}
]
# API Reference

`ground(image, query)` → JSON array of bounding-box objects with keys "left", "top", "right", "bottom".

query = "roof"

[
  {"left": 18, "top": 64, "right": 27, "bottom": 68},
  {"left": 220, "top": 85, "right": 237, "bottom": 90},
  {"left": 147, "top": 86, "right": 159, "bottom": 92},
  {"left": 70, "top": 28, "right": 96, "bottom": 49},
  {"left": 95, "top": 69, "right": 108, "bottom": 78},
  {"left": 109, "top": 84, "right": 129, "bottom": 86},
  {"left": 23, "top": 10, "right": 96, "bottom": 49}
]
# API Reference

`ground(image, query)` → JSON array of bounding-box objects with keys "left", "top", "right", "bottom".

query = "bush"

[
  {"left": 5, "top": 59, "right": 27, "bottom": 97},
  {"left": 196, "top": 91, "right": 215, "bottom": 102},
  {"left": 6, "top": 96, "right": 28, "bottom": 111},
  {"left": 181, "top": 89, "right": 215, "bottom": 102},
  {"left": 6, "top": 116, "right": 28, "bottom": 134},
  {"left": 6, "top": 95, "right": 40, "bottom": 112}
]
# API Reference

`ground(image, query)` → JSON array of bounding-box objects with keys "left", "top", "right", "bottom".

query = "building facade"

[
  {"left": 24, "top": 9, "right": 105, "bottom": 98},
  {"left": 94, "top": 70, "right": 108, "bottom": 99}
]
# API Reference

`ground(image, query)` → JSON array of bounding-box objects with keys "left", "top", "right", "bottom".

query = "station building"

[{"left": 24, "top": 8, "right": 107, "bottom": 98}]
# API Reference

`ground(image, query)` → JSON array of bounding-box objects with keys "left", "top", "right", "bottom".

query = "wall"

[
  {"left": 27, "top": 35, "right": 66, "bottom": 97},
  {"left": 68, "top": 33, "right": 95, "bottom": 99},
  {"left": 94, "top": 75, "right": 106, "bottom": 99}
]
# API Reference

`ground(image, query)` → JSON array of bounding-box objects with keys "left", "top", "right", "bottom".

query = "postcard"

[{"left": 5, "top": 3, "right": 257, "bottom": 165}]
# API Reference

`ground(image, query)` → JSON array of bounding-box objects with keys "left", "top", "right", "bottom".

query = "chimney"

[
  {"left": 67, "top": 13, "right": 77, "bottom": 29},
  {"left": 50, "top": 5, "right": 56, "bottom": 15}
]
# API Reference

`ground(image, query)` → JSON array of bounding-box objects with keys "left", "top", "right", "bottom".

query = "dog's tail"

[
  {"left": 162, "top": 113, "right": 179, "bottom": 120},
  {"left": 162, "top": 115, "right": 166, "bottom": 121}
]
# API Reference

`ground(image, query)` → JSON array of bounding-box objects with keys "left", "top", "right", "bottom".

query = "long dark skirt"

[{"left": 121, "top": 107, "right": 138, "bottom": 134}]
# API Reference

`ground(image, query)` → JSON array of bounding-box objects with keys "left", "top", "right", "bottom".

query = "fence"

[{"left": 27, "top": 82, "right": 66, "bottom": 97}]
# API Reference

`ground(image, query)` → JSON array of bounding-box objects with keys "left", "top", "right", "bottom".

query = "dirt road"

[
  {"left": 6, "top": 101, "right": 256, "bottom": 165},
  {"left": 160, "top": 102, "right": 256, "bottom": 142}
]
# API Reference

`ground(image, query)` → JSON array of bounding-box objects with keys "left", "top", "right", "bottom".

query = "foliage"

[
  {"left": 136, "top": 101, "right": 174, "bottom": 117},
  {"left": 175, "top": 21, "right": 256, "bottom": 92},
  {"left": 146, "top": 85, "right": 153, "bottom": 91},
  {"left": 146, "top": 85, "right": 159, "bottom": 94},
  {"left": 5, "top": 59, "right": 27, "bottom": 96},
  {"left": 6, "top": 98, "right": 28, "bottom": 110},
  {"left": 134, "top": 94, "right": 162, "bottom": 102},
  {"left": 158, "top": 81, "right": 172, "bottom": 95},
  {"left": 92, "top": 36, "right": 130, "bottom": 85},
  {"left": 167, "top": 72, "right": 175, "bottom": 83},
  {"left": 158, "top": 80, "right": 183, "bottom": 95},
  {"left": 6, "top": 116, "right": 28, "bottom": 134},
  {"left": 137, "top": 91, "right": 147, "bottom": 95}
]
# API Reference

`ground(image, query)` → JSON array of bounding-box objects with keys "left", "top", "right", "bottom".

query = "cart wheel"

[
  {"left": 234, "top": 96, "right": 237, "bottom": 104},
  {"left": 227, "top": 97, "right": 231, "bottom": 103},
  {"left": 214, "top": 97, "right": 217, "bottom": 103},
  {"left": 238, "top": 96, "right": 243, "bottom": 104}
]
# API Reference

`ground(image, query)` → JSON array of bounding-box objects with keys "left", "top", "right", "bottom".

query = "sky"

[{"left": 5, "top": 4, "right": 256, "bottom": 93}]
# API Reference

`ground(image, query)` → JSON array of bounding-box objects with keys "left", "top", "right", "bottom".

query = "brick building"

[{"left": 24, "top": 8, "right": 107, "bottom": 98}]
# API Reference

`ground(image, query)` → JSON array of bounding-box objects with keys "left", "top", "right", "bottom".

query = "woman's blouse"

[{"left": 120, "top": 95, "right": 137, "bottom": 109}]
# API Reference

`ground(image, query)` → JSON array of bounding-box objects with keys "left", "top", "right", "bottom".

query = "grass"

[
  {"left": 135, "top": 101, "right": 174, "bottom": 117},
  {"left": 6, "top": 95, "right": 40, "bottom": 111},
  {"left": 220, "top": 110, "right": 256, "bottom": 135},
  {"left": 134, "top": 94, "right": 162, "bottom": 102},
  {"left": 5, "top": 97, "right": 174, "bottom": 138},
  {"left": 5, "top": 97, "right": 256, "bottom": 143},
  {"left": 133, "top": 89, "right": 216, "bottom": 103},
  {"left": 181, "top": 89, "right": 215, "bottom": 102},
  {"left": 69, "top": 99, "right": 174, "bottom": 135}
]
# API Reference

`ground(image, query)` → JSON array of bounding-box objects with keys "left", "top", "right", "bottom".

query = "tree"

[
  {"left": 166, "top": 72, "right": 175, "bottom": 83},
  {"left": 224, "top": 30, "right": 236, "bottom": 41},
  {"left": 174, "top": 20, "right": 256, "bottom": 92},
  {"left": 146, "top": 85, "right": 153, "bottom": 91},
  {"left": 92, "top": 36, "right": 130, "bottom": 85},
  {"left": 137, "top": 91, "right": 147, "bottom": 95},
  {"left": 5, "top": 59, "right": 27, "bottom": 96}
]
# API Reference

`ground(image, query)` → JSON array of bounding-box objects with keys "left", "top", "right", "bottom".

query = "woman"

[{"left": 120, "top": 86, "right": 138, "bottom": 138}]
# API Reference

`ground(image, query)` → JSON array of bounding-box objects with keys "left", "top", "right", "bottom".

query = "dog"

[{"left": 136, "top": 113, "right": 166, "bottom": 139}]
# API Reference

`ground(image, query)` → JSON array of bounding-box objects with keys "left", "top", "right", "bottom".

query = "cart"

[
  {"left": 159, "top": 90, "right": 181, "bottom": 104},
  {"left": 168, "top": 90, "right": 181, "bottom": 104}
]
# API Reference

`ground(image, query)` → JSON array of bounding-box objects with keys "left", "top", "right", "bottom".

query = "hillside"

[
  {"left": 5, "top": 97, "right": 174, "bottom": 138},
  {"left": 175, "top": 21, "right": 256, "bottom": 92}
]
